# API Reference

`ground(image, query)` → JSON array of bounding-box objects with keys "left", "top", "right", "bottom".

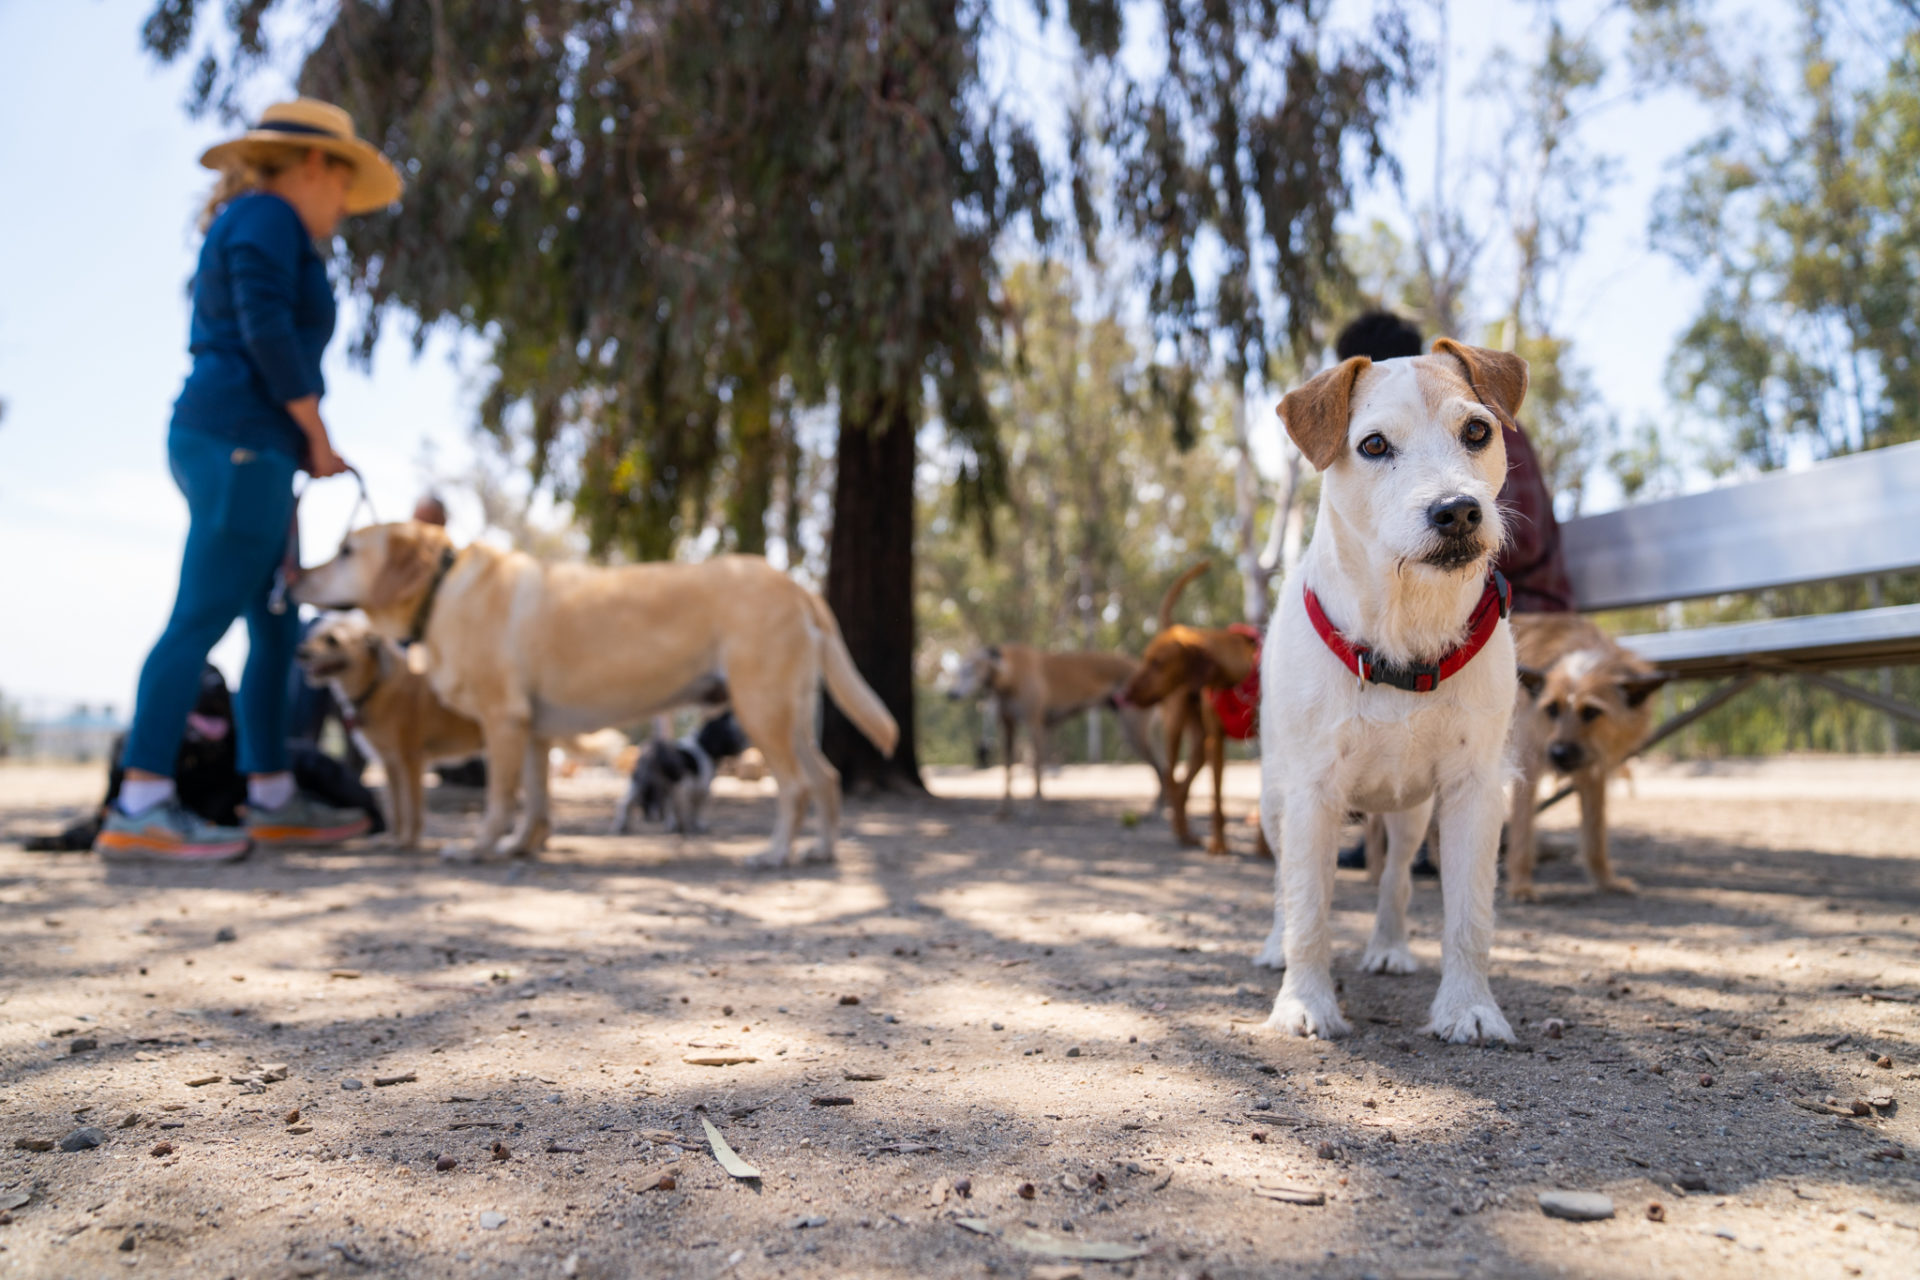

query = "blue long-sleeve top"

[{"left": 171, "top": 192, "right": 336, "bottom": 460}]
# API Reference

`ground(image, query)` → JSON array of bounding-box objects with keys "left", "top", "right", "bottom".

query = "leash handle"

[{"left": 268, "top": 464, "right": 378, "bottom": 615}]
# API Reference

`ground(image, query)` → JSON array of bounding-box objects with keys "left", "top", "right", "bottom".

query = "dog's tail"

[
  {"left": 1158, "top": 560, "right": 1211, "bottom": 629},
  {"left": 805, "top": 593, "right": 900, "bottom": 757}
]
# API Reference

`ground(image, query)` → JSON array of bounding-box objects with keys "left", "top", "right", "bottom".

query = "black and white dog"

[{"left": 613, "top": 711, "right": 751, "bottom": 836}]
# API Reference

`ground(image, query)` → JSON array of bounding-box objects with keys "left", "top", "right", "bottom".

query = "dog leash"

[{"left": 268, "top": 464, "right": 377, "bottom": 616}]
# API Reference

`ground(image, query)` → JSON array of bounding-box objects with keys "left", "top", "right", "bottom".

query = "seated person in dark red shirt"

[{"left": 1332, "top": 311, "right": 1574, "bottom": 613}]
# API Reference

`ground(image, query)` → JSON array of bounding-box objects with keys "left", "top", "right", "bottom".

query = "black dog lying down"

[
  {"left": 27, "top": 664, "right": 384, "bottom": 852},
  {"left": 613, "top": 711, "right": 751, "bottom": 836}
]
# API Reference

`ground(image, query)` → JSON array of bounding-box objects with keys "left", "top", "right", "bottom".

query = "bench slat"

[
  {"left": 1562, "top": 439, "right": 1920, "bottom": 612},
  {"left": 1616, "top": 602, "right": 1920, "bottom": 681}
]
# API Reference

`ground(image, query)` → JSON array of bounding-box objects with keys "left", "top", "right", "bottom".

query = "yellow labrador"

[{"left": 293, "top": 523, "right": 898, "bottom": 866}]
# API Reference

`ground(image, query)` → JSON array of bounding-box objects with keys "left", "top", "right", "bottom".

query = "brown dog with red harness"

[{"left": 1120, "top": 562, "right": 1269, "bottom": 857}]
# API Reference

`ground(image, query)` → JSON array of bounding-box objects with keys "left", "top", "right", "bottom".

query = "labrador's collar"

[
  {"left": 405, "top": 547, "right": 460, "bottom": 647},
  {"left": 1304, "top": 570, "right": 1510, "bottom": 694}
]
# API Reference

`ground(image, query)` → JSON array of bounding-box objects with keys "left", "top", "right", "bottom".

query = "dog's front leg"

[
  {"left": 1204, "top": 726, "right": 1229, "bottom": 856},
  {"left": 610, "top": 776, "right": 639, "bottom": 836},
  {"left": 1253, "top": 779, "right": 1287, "bottom": 968},
  {"left": 1505, "top": 757, "right": 1543, "bottom": 902},
  {"left": 1361, "top": 799, "right": 1433, "bottom": 975},
  {"left": 395, "top": 746, "right": 425, "bottom": 851},
  {"left": 1265, "top": 796, "right": 1350, "bottom": 1038},
  {"left": 505, "top": 735, "right": 552, "bottom": 855},
  {"left": 450, "top": 717, "right": 528, "bottom": 862},
  {"left": 1425, "top": 773, "right": 1514, "bottom": 1044},
  {"left": 996, "top": 710, "right": 1017, "bottom": 819},
  {"left": 1577, "top": 771, "right": 1634, "bottom": 893}
]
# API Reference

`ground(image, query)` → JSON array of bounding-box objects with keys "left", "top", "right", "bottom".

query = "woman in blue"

[{"left": 97, "top": 100, "right": 403, "bottom": 863}]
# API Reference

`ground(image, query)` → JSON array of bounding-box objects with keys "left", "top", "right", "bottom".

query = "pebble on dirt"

[
  {"left": 436, "top": 1155, "right": 458, "bottom": 1171},
  {"left": 1646, "top": 1202, "right": 1667, "bottom": 1222},
  {"left": 1017, "top": 1182, "right": 1037, "bottom": 1200},
  {"left": 213, "top": 926, "right": 236, "bottom": 942},
  {"left": 58, "top": 1126, "right": 106, "bottom": 1152},
  {"left": 341, "top": 1078, "right": 365, "bottom": 1091},
  {"left": 67, "top": 1037, "right": 97, "bottom": 1054},
  {"left": 478, "top": 1211, "right": 507, "bottom": 1230},
  {"left": 1538, "top": 1191, "right": 1615, "bottom": 1221},
  {"left": 150, "top": 1142, "right": 174, "bottom": 1157},
  {"left": 954, "top": 1177, "right": 973, "bottom": 1198}
]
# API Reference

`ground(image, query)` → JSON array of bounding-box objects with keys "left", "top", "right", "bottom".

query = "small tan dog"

[
  {"left": 293, "top": 523, "right": 897, "bottom": 866},
  {"left": 295, "top": 616, "right": 485, "bottom": 850},
  {"left": 946, "top": 644, "right": 1167, "bottom": 815},
  {"left": 1506, "top": 614, "right": 1667, "bottom": 900}
]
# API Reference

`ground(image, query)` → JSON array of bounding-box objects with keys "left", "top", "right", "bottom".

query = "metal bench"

[{"left": 1555, "top": 437, "right": 1920, "bottom": 759}]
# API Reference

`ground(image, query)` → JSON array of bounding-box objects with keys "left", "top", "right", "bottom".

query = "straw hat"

[{"left": 199, "top": 98, "right": 403, "bottom": 214}]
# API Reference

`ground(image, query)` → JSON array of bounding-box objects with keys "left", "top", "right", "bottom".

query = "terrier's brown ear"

[
  {"left": 1517, "top": 665, "right": 1548, "bottom": 697},
  {"left": 1277, "top": 356, "right": 1370, "bottom": 471},
  {"left": 1431, "top": 338, "right": 1529, "bottom": 420}
]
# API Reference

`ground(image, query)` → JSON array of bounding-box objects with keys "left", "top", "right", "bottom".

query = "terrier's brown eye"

[
  {"left": 1544, "top": 701, "right": 1563, "bottom": 719},
  {"left": 1358, "top": 433, "right": 1392, "bottom": 459},
  {"left": 1463, "top": 419, "right": 1493, "bottom": 447},
  {"left": 1579, "top": 705, "right": 1604, "bottom": 723}
]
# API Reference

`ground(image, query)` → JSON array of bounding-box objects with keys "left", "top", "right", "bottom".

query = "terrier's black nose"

[
  {"left": 1547, "top": 741, "right": 1586, "bottom": 771},
  {"left": 1428, "top": 496, "right": 1484, "bottom": 537}
]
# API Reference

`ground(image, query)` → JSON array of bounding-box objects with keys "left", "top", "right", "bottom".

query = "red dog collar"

[{"left": 1303, "top": 571, "right": 1510, "bottom": 693}]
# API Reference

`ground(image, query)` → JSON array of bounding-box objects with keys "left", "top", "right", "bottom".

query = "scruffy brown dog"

[
  {"left": 296, "top": 616, "right": 485, "bottom": 850},
  {"left": 1507, "top": 614, "right": 1668, "bottom": 900}
]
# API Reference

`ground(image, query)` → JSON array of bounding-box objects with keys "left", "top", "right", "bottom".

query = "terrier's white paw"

[
  {"left": 1252, "top": 932, "right": 1288, "bottom": 970},
  {"left": 1265, "top": 988, "right": 1351, "bottom": 1039},
  {"left": 1360, "top": 942, "right": 1419, "bottom": 975},
  {"left": 1424, "top": 995, "right": 1514, "bottom": 1045},
  {"left": 800, "top": 840, "right": 835, "bottom": 865},
  {"left": 744, "top": 845, "right": 792, "bottom": 870}
]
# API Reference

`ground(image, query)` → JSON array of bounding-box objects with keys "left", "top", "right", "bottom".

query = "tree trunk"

[
  {"left": 822, "top": 398, "right": 924, "bottom": 792},
  {"left": 1231, "top": 382, "right": 1271, "bottom": 627}
]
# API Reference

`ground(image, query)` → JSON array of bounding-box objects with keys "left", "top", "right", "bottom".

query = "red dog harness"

[
  {"left": 1207, "top": 623, "right": 1263, "bottom": 741},
  {"left": 1303, "top": 571, "right": 1511, "bottom": 693}
]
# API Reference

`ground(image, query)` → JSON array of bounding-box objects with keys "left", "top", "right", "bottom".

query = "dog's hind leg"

[
  {"left": 505, "top": 735, "right": 552, "bottom": 856},
  {"left": 1361, "top": 799, "right": 1432, "bottom": 975},
  {"left": 1265, "top": 796, "right": 1350, "bottom": 1038},
  {"left": 1424, "top": 772, "right": 1514, "bottom": 1044},
  {"left": 737, "top": 695, "right": 805, "bottom": 869},
  {"left": 795, "top": 730, "right": 841, "bottom": 864},
  {"left": 996, "top": 710, "right": 1017, "bottom": 818}
]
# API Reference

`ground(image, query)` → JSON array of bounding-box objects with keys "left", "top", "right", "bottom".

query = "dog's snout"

[
  {"left": 1427, "top": 495, "right": 1484, "bottom": 537},
  {"left": 1547, "top": 741, "right": 1586, "bottom": 771}
]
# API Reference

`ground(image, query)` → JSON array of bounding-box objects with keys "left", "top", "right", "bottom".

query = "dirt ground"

[{"left": 1, "top": 753, "right": 1917, "bottom": 1280}]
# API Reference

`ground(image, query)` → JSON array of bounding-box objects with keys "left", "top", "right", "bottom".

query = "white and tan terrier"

[{"left": 1256, "top": 339, "right": 1526, "bottom": 1044}]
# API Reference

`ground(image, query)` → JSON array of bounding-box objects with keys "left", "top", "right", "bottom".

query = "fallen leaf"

[
  {"left": 683, "top": 1055, "right": 759, "bottom": 1067},
  {"left": 1004, "top": 1226, "right": 1146, "bottom": 1262},
  {"left": 184, "top": 1075, "right": 221, "bottom": 1088},
  {"left": 700, "top": 1115, "right": 760, "bottom": 1179}
]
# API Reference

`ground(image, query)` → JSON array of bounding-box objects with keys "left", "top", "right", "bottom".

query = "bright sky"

[{"left": 0, "top": 0, "right": 1731, "bottom": 715}]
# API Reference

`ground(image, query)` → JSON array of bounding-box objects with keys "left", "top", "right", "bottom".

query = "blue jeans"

[{"left": 123, "top": 429, "right": 300, "bottom": 778}]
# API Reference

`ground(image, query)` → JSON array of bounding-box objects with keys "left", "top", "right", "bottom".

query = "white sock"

[
  {"left": 118, "top": 777, "right": 176, "bottom": 817},
  {"left": 248, "top": 773, "right": 296, "bottom": 811}
]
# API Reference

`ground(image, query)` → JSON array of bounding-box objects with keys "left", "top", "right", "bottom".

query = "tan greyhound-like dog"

[{"left": 948, "top": 644, "right": 1168, "bottom": 815}]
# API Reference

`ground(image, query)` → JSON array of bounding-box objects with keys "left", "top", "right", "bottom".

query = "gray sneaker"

[
  {"left": 94, "top": 800, "right": 252, "bottom": 864},
  {"left": 245, "top": 792, "right": 373, "bottom": 847}
]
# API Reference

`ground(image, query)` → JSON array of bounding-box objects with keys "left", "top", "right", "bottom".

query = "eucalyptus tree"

[{"left": 142, "top": 0, "right": 1043, "bottom": 789}]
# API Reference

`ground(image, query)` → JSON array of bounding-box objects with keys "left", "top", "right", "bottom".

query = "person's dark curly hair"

[{"left": 1334, "top": 310, "right": 1423, "bottom": 362}]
